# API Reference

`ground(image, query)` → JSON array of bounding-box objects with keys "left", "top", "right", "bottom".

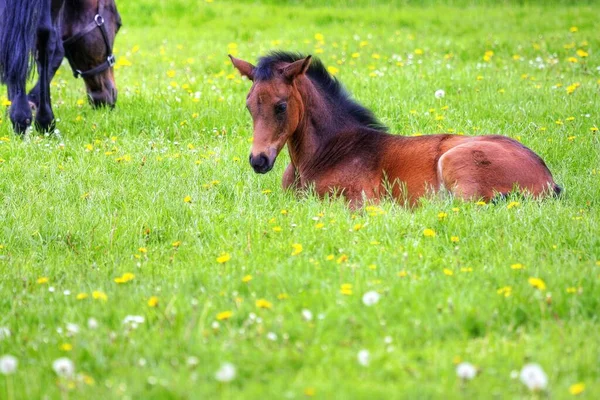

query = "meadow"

[{"left": 1, "top": 0, "right": 599, "bottom": 398}]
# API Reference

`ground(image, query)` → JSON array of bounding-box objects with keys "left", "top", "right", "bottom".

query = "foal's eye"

[{"left": 274, "top": 102, "right": 287, "bottom": 115}]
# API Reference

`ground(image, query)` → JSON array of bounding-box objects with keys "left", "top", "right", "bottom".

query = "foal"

[{"left": 230, "top": 52, "right": 560, "bottom": 207}]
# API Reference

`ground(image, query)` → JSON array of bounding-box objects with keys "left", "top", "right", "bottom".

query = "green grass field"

[{"left": 1, "top": 0, "right": 599, "bottom": 398}]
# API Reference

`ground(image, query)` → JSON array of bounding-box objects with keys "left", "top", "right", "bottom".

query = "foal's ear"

[
  {"left": 283, "top": 55, "right": 312, "bottom": 81},
  {"left": 229, "top": 55, "right": 255, "bottom": 81}
]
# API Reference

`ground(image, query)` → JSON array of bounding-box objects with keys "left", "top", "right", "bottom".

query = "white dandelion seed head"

[
  {"left": 357, "top": 349, "right": 370, "bottom": 366},
  {"left": 520, "top": 363, "right": 548, "bottom": 391},
  {"left": 301, "top": 309, "right": 313, "bottom": 321},
  {"left": 215, "top": 362, "right": 236, "bottom": 382},
  {"left": 87, "top": 318, "right": 99, "bottom": 330},
  {"left": 52, "top": 357, "right": 75, "bottom": 377},
  {"left": 435, "top": 89, "right": 446, "bottom": 98},
  {"left": 0, "top": 355, "right": 18, "bottom": 375},
  {"left": 66, "top": 323, "right": 79, "bottom": 336},
  {"left": 266, "top": 332, "right": 278, "bottom": 341},
  {"left": 187, "top": 356, "right": 199, "bottom": 367},
  {"left": 211, "top": 321, "right": 220, "bottom": 329},
  {"left": 362, "top": 291, "right": 380, "bottom": 306},
  {"left": 0, "top": 327, "right": 10, "bottom": 340},
  {"left": 456, "top": 362, "right": 477, "bottom": 380}
]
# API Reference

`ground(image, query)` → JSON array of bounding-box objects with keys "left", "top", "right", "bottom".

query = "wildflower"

[
  {"left": 569, "top": 382, "right": 585, "bottom": 395},
  {"left": 147, "top": 296, "right": 159, "bottom": 307},
  {"left": 456, "top": 362, "right": 477, "bottom": 380},
  {"left": 291, "top": 243, "right": 303, "bottom": 256},
  {"left": 357, "top": 349, "right": 370, "bottom": 366},
  {"left": 340, "top": 283, "right": 353, "bottom": 295},
  {"left": 278, "top": 293, "right": 289, "bottom": 300},
  {"left": 353, "top": 223, "right": 363, "bottom": 231},
  {"left": 362, "top": 290, "right": 380, "bottom": 306},
  {"left": 304, "top": 388, "right": 316, "bottom": 396},
  {"left": 66, "top": 323, "right": 79, "bottom": 336},
  {"left": 336, "top": 254, "right": 348, "bottom": 264},
  {"left": 435, "top": 89, "right": 445, "bottom": 98},
  {"left": 507, "top": 201, "right": 520, "bottom": 209},
  {"left": 123, "top": 315, "right": 145, "bottom": 329},
  {"left": 114, "top": 272, "right": 135, "bottom": 284},
  {"left": 520, "top": 363, "right": 548, "bottom": 391},
  {"left": 216, "top": 253, "right": 231, "bottom": 263},
  {"left": 92, "top": 290, "right": 107, "bottom": 301},
  {"left": 567, "top": 57, "right": 578, "bottom": 63},
  {"left": 414, "top": 48, "right": 424, "bottom": 55},
  {"left": 301, "top": 309, "right": 313, "bottom": 321},
  {"left": 570, "top": 26, "right": 578, "bottom": 32},
  {"left": 576, "top": 49, "right": 588, "bottom": 57},
  {"left": 511, "top": 263, "right": 524, "bottom": 270},
  {"left": 0, "top": 355, "right": 17, "bottom": 375},
  {"left": 437, "top": 212, "right": 447, "bottom": 220},
  {"left": 327, "top": 66, "right": 339, "bottom": 75},
  {"left": 37, "top": 277, "right": 49, "bottom": 284},
  {"left": 450, "top": 236, "right": 460, "bottom": 243},
  {"left": 183, "top": 195, "right": 192, "bottom": 203},
  {"left": 60, "top": 343, "right": 73, "bottom": 352},
  {"left": 215, "top": 363, "right": 236, "bottom": 382},
  {"left": 497, "top": 286, "right": 512, "bottom": 297},
  {"left": 242, "top": 275, "right": 252, "bottom": 283},
  {"left": 255, "top": 299, "right": 272, "bottom": 309},
  {"left": 172, "top": 241, "right": 181, "bottom": 248},
  {"left": 528, "top": 277, "right": 547, "bottom": 290},
  {"left": 423, "top": 228, "right": 436, "bottom": 237},
  {"left": 216, "top": 311, "right": 233, "bottom": 321},
  {"left": 52, "top": 357, "right": 75, "bottom": 377},
  {"left": 443, "top": 268, "right": 454, "bottom": 276},
  {"left": 591, "top": 126, "right": 598, "bottom": 132},
  {"left": 87, "top": 318, "right": 99, "bottom": 330},
  {"left": 397, "top": 270, "right": 408, "bottom": 278}
]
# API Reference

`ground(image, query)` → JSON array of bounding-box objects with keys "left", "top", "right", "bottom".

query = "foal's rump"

[{"left": 437, "top": 135, "right": 558, "bottom": 201}]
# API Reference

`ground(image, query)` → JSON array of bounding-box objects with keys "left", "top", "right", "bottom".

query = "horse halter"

[{"left": 62, "top": 0, "right": 116, "bottom": 79}]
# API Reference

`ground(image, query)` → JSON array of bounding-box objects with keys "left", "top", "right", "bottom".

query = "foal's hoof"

[{"left": 35, "top": 116, "right": 56, "bottom": 133}]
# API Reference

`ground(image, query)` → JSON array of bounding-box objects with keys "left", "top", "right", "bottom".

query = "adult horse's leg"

[{"left": 33, "top": 0, "right": 55, "bottom": 131}]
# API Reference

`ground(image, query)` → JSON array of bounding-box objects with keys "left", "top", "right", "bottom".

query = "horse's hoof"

[{"left": 35, "top": 116, "right": 55, "bottom": 133}]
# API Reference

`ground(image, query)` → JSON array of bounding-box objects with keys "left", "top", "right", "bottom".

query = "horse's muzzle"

[{"left": 249, "top": 153, "right": 273, "bottom": 174}]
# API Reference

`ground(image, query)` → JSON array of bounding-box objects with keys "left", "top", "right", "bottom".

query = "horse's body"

[
  {"left": 231, "top": 52, "right": 560, "bottom": 207},
  {"left": 0, "top": 0, "right": 121, "bottom": 133}
]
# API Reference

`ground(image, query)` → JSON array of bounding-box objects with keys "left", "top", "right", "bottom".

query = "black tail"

[{"left": 0, "top": 0, "right": 43, "bottom": 85}]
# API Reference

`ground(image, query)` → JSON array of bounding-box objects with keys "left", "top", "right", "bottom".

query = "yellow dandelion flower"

[
  {"left": 397, "top": 270, "right": 408, "bottom": 278},
  {"left": 353, "top": 223, "right": 363, "bottom": 231},
  {"left": 340, "top": 283, "right": 353, "bottom": 295},
  {"left": 147, "top": 296, "right": 159, "bottom": 307},
  {"left": 570, "top": 26, "right": 578, "bottom": 32},
  {"left": 37, "top": 277, "right": 49, "bottom": 284},
  {"left": 216, "top": 253, "right": 231, "bottom": 263},
  {"left": 423, "top": 228, "right": 436, "bottom": 237},
  {"left": 460, "top": 267, "right": 473, "bottom": 273},
  {"left": 336, "top": 254, "right": 348, "bottom": 264},
  {"left": 591, "top": 126, "right": 598, "bottom": 132},
  {"left": 528, "top": 277, "right": 547, "bottom": 290},
  {"left": 166, "top": 70, "right": 176, "bottom": 78},
  {"left": 327, "top": 66, "right": 339, "bottom": 75},
  {"left": 443, "top": 268, "right": 454, "bottom": 276},
  {"left": 76, "top": 293, "right": 89, "bottom": 300},
  {"left": 511, "top": 263, "right": 525, "bottom": 270},
  {"left": 60, "top": 343, "right": 73, "bottom": 351},
  {"left": 567, "top": 57, "right": 578, "bottom": 63},
  {"left": 507, "top": 201, "right": 520, "bottom": 209},
  {"left": 183, "top": 195, "right": 192, "bottom": 203},
  {"left": 114, "top": 272, "right": 135, "bottom": 284},
  {"left": 497, "top": 286, "right": 512, "bottom": 297},
  {"left": 92, "top": 290, "right": 107, "bottom": 301},
  {"left": 291, "top": 243, "right": 303, "bottom": 256},
  {"left": 216, "top": 310, "right": 233, "bottom": 320},
  {"left": 255, "top": 299, "right": 272, "bottom": 309},
  {"left": 242, "top": 275, "right": 252, "bottom": 283},
  {"left": 277, "top": 293, "right": 289, "bottom": 300},
  {"left": 172, "top": 241, "right": 181, "bottom": 248},
  {"left": 326, "top": 254, "right": 334, "bottom": 261},
  {"left": 272, "top": 226, "right": 282, "bottom": 232},
  {"left": 569, "top": 383, "right": 585, "bottom": 395},
  {"left": 450, "top": 236, "right": 460, "bottom": 243},
  {"left": 438, "top": 212, "right": 448, "bottom": 220},
  {"left": 414, "top": 48, "right": 424, "bottom": 55}
]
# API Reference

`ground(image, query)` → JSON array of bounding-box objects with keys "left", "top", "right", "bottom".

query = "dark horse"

[
  {"left": 230, "top": 52, "right": 561, "bottom": 207},
  {"left": 0, "top": 0, "right": 121, "bottom": 133}
]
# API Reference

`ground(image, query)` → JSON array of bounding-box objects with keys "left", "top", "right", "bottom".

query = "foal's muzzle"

[{"left": 249, "top": 153, "right": 273, "bottom": 174}]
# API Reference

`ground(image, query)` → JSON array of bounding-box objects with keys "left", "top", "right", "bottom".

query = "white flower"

[
  {"left": 52, "top": 357, "right": 75, "bottom": 377},
  {"left": 456, "top": 362, "right": 477, "bottom": 380},
  {"left": 123, "top": 315, "right": 144, "bottom": 329},
  {"left": 357, "top": 349, "right": 370, "bottom": 366},
  {"left": 266, "top": 332, "right": 278, "bottom": 341},
  {"left": 66, "top": 323, "right": 79, "bottom": 336},
  {"left": 0, "top": 326, "right": 10, "bottom": 340},
  {"left": 301, "top": 309, "right": 313, "bottom": 321},
  {"left": 0, "top": 355, "right": 18, "bottom": 375},
  {"left": 87, "top": 318, "right": 99, "bottom": 330},
  {"left": 187, "top": 356, "right": 199, "bottom": 367},
  {"left": 362, "top": 291, "right": 380, "bottom": 306},
  {"left": 435, "top": 89, "right": 446, "bottom": 98},
  {"left": 520, "top": 363, "right": 548, "bottom": 391},
  {"left": 215, "top": 362, "right": 236, "bottom": 382}
]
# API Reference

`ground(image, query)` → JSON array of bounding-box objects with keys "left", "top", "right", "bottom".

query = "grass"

[{"left": 1, "top": 0, "right": 599, "bottom": 398}]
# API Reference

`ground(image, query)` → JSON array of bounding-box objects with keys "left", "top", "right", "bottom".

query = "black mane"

[{"left": 254, "top": 51, "right": 388, "bottom": 132}]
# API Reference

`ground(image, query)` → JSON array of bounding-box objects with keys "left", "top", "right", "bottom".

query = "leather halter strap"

[{"left": 62, "top": 0, "right": 116, "bottom": 79}]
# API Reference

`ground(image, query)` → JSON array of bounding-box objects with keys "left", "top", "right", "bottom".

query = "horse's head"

[
  {"left": 62, "top": 0, "right": 121, "bottom": 108},
  {"left": 230, "top": 54, "right": 312, "bottom": 174}
]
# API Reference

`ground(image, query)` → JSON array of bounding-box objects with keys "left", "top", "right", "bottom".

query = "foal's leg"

[
  {"left": 33, "top": 0, "right": 55, "bottom": 132},
  {"left": 437, "top": 141, "right": 557, "bottom": 201},
  {"left": 28, "top": 27, "right": 64, "bottom": 111}
]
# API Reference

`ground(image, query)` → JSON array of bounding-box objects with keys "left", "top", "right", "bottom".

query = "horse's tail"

[{"left": 0, "top": 0, "right": 44, "bottom": 85}]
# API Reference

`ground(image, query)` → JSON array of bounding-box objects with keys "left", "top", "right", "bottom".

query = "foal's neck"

[{"left": 287, "top": 77, "right": 352, "bottom": 175}]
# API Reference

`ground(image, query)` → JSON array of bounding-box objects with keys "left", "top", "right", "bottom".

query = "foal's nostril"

[{"left": 250, "top": 153, "right": 272, "bottom": 174}]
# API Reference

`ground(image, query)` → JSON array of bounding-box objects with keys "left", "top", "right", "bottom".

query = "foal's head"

[
  {"left": 62, "top": 0, "right": 122, "bottom": 108},
  {"left": 230, "top": 54, "right": 312, "bottom": 174}
]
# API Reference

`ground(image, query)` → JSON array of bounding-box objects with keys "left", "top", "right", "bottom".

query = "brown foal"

[{"left": 230, "top": 52, "right": 560, "bottom": 207}]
